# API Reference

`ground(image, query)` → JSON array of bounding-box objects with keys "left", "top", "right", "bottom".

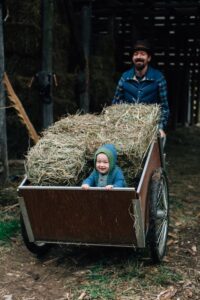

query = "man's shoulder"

[
  {"left": 121, "top": 68, "right": 134, "bottom": 79},
  {"left": 147, "top": 66, "right": 165, "bottom": 80}
]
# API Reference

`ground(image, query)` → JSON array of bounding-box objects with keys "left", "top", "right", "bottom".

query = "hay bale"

[{"left": 25, "top": 104, "right": 160, "bottom": 186}]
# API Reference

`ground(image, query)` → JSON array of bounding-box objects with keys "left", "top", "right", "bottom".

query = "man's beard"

[{"left": 135, "top": 60, "right": 145, "bottom": 71}]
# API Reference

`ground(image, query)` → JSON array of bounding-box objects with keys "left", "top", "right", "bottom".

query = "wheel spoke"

[
  {"left": 157, "top": 219, "right": 168, "bottom": 246},
  {"left": 162, "top": 184, "right": 168, "bottom": 210},
  {"left": 156, "top": 209, "right": 166, "bottom": 218},
  {"left": 156, "top": 219, "right": 167, "bottom": 242},
  {"left": 155, "top": 218, "right": 165, "bottom": 237},
  {"left": 149, "top": 171, "right": 169, "bottom": 262},
  {"left": 157, "top": 220, "right": 168, "bottom": 254},
  {"left": 155, "top": 176, "right": 169, "bottom": 256},
  {"left": 157, "top": 178, "right": 168, "bottom": 212},
  {"left": 156, "top": 184, "right": 163, "bottom": 207}
]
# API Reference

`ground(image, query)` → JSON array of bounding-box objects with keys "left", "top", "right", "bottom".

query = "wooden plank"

[{"left": 19, "top": 188, "right": 138, "bottom": 246}]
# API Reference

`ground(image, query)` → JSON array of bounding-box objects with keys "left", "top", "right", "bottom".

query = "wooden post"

[
  {"left": 3, "top": 73, "right": 39, "bottom": 144},
  {"left": 79, "top": 4, "right": 91, "bottom": 113},
  {"left": 0, "top": 2, "right": 9, "bottom": 185},
  {"left": 197, "top": 89, "right": 200, "bottom": 124},
  {"left": 63, "top": 0, "right": 86, "bottom": 71},
  {"left": 57, "top": 0, "right": 90, "bottom": 112},
  {"left": 41, "top": 0, "right": 54, "bottom": 128}
]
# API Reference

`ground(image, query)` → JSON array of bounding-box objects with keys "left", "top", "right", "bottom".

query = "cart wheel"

[
  {"left": 20, "top": 214, "right": 50, "bottom": 256},
  {"left": 148, "top": 168, "right": 169, "bottom": 263}
]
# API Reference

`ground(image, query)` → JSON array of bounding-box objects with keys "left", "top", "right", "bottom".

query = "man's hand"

[{"left": 159, "top": 129, "right": 166, "bottom": 138}]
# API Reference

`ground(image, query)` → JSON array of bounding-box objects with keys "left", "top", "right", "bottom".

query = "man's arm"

[
  {"left": 158, "top": 76, "right": 170, "bottom": 136},
  {"left": 112, "top": 76, "right": 125, "bottom": 104}
]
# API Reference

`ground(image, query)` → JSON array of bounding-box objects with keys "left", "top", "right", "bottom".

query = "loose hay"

[{"left": 25, "top": 104, "right": 160, "bottom": 186}]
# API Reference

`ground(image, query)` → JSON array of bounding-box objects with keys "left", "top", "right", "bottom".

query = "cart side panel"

[
  {"left": 19, "top": 189, "right": 137, "bottom": 245},
  {"left": 137, "top": 140, "right": 161, "bottom": 227}
]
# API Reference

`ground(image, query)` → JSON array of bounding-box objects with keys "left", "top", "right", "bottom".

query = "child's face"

[{"left": 96, "top": 153, "right": 109, "bottom": 174}]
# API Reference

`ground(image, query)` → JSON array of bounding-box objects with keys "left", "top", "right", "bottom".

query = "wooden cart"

[{"left": 18, "top": 136, "right": 169, "bottom": 263}]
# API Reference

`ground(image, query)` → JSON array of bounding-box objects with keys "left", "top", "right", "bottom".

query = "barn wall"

[
  {"left": 3, "top": 0, "right": 200, "bottom": 158},
  {"left": 88, "top": 0, "right": 200, "bottom": 127}
]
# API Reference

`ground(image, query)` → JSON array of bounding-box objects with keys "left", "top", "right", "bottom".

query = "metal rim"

[{"left": 155, "top": 174, "right": 169, "bottom": 257}]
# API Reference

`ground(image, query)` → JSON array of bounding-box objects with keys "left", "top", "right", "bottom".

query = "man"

[{"left": 112, "top": 39, "right": 169, "bottom": 138}]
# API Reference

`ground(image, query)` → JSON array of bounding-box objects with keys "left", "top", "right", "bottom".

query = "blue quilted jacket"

[{"left": 112, "top": 66, "right": 170, "bottom": 129}]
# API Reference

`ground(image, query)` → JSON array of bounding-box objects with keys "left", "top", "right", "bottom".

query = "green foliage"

[
  {"left": 82, "top": 283, "right": 114, "bottom": 299},
  {"left": 77, "top": 258, "right": 145, "bottom": 299},
  {"left": 150, "top": 265, "right": 182, "bottom": 285},
  {"left": 0, "top": 219, "right": 20, "bottom": 242},
  {"left": 118, "top": 263, "right": 145, "bottom": 280},
  {"left": 73, "top": 257, "right": 183, "bottom": 299},
  {"left": 80, "top": 264, "right": 116, "bottom": 299}
]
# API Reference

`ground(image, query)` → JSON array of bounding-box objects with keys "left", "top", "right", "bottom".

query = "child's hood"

[{"left": 94, "top": 144, "right": 117, "bottom": 172}]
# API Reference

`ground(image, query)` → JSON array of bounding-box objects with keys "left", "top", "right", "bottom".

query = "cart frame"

[{"left": 18, "top": 136, "right": 169, "bottom": 262}]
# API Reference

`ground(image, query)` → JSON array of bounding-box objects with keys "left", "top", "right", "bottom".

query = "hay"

[{"left": 25, "top": 104, "right": 160, "bottom": 186}]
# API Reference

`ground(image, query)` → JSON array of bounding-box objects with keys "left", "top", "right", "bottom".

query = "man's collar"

[
  {"left": 133, "top": 74, "right": 146, "bottom": 81},
  {"left": 132, "top": 65, "right": 154, "bottom": 81}
]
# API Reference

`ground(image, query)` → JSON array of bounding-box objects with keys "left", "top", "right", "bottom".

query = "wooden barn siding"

[{"left": 88, "top": 2, "right": 200, "bottom": 127}]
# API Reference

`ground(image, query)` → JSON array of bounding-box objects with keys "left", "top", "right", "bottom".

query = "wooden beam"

[
  {"left": 79, "top": 4, "right": 91, "bottom": 112},
  {"left": 0, "top": 2, "right": 9, "bottom": 184},
  {"left": 3, "top": 73, "right": 40, "bottom": 144},
  {"left": 57, "top": 0, "right": 86, "bottom": 70},
  {"left": 41, "top": 0, "right": 54, "bottom": 129}
]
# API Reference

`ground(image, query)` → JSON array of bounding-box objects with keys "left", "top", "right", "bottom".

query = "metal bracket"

[
  {"left": 18, "top": 197, "right": 35, "bottom": 242},
  {"left": 133, "top": 199, "right": 145, "bottom": 248}
]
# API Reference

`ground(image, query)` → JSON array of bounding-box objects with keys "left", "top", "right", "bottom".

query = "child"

[{"left": 82, "top": 144, "right": 126, "bottom": 190}]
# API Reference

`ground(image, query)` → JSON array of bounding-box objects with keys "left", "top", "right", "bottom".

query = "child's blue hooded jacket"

[{"left": 82, "top": 144, "right": 126, "bottom": 187}]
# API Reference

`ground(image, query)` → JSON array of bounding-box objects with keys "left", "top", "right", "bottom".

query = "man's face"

[{"left": 132, "top": 50, "right": 151, "bottom": 71}]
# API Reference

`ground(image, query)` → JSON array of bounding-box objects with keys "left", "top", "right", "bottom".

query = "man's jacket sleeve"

[
  {"left": 112, "top": 76, "right": 125, "bottom": 104},
  {"left": 158, "top": 76, "right": 170, "bottom": 129}
]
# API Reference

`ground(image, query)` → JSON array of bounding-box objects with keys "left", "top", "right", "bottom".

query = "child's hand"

[
  {"left": 82, "top": 184, "right": 90, "bottom": 190},
  {"left": 105, "top": 185, "right": 113, "bottom": 190}
]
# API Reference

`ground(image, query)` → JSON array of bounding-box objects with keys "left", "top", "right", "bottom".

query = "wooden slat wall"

[{"left": 73, "top": 0, "right": 200, "bottom": 126}]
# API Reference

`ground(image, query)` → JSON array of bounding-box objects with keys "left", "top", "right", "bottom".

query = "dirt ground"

[{"left": 0, "top": 126, "right": 200, "bottom": 300}]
